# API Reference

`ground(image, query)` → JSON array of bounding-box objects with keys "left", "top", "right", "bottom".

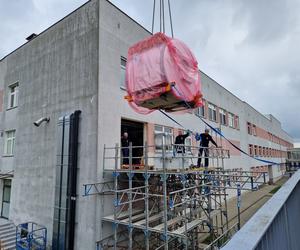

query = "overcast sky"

[{"left": 0, "top": 0, "right": 299, "bottom": 141}]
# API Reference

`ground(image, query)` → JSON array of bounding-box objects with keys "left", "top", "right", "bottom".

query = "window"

[
  {"left": 228, "top": 113, "right": 235, "bottom": 128},
  {"left": 219, "top": 109, "right": 227, "bottom": 125},
  {"left": 262, "top": 147, "right": 265, "bottom": 157},
  {"left": 258, "top": 146, "right": 262, "bottom": 156},
  {"left": 249, "top": 144, "right": 253, "bottom": 156},
  {"left": 154, "top": 125, "right": 173, "bottom": 151},
  {"left": 195, "top": 103, "right": 205, "bottom": 117},
  {"left": 120, "top": 57, "right": 126, "bottom": 89},
  {"left": 8, "top": 83, "right": 19, "bottom": 109},
  {"left": 208, "top": 103, "right": 217, "bottom": 122},
  {"left": 185, "top": 130, "right": 192, "bottom": 153},
  {"left": 4, "top": 130, "right": 16, "bottom": 156},
  {"left": 254, "top": 145, "right": 258, "bottom": 156},
  {"left": 252, "top": 124, "right": 257, "bottom": 136},
  {"left": 235, "top": 115, "right": 240, "bottom": 129},
  {"left": 247, "top": 122, "right": 252, "bottom": 135}
]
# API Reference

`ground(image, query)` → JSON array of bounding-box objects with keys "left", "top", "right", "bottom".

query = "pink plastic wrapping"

[{"left": 125, "top": 32, "right": 202, "bottom": 114}]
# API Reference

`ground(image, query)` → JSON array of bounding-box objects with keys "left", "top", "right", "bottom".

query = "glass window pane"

[
  {"left": 15, "top": 89, "right": 18, "bottom": 106},
  {"left": 121, "top": 57, "right": 126, "bottom": 67},
  {"left": 4, "top": 180, "right": 11, "bottom": 186},
  {"left": 155, "top": 125, "right": 163, "bottom": 132},
  {"left": 6, "top": 140, "right": 12, "bottom": 155},
  {"left": 3, "top": 186, "right": 11, "bottom": 202},
  {"left": 165, "top": 135, "right": 172, "bottom": 145},
  {"left": 155, "top": 135, "right": 163, "bottom": 149},
  {"left": 12, "top": 139, "right": 15, "bottom": 155},
  {"left": 164, "top": 127, "right": 172, "bottom": 134},
  {"left": 120, "top": 58, "right": 126, "bottom": 88},
  {"left": 1, "top": 202, "right": 10, "bottom": 218},
  {"left": 10, "top": 94, "right": 14, "bottom": 108},
  {"left": 120, "top": 68, "right": 126, "bottom": 88}
]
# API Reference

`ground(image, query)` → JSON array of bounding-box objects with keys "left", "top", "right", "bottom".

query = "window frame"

[
  {"left": 235, "top": 115, "right": 240, "bottom": 129},
  {"left": 120, "top": 57, "right": 127, "bottom": 90},
  {"left": 219, "top": 108, "right": 227, "bottom": 126},
  {"left": 195, "top": 103, "right": 205, "bottom": 117},
  {"left": 228, "top": 113, "right": 235, "bottom": 128},
  {"left": 249, "top": 144, "right": 253, "bottom": 156},
  {"left": 154, "top": 125, "right": 173, "bottom": 152},
  {"left": 254, "top": 145, "right": 258, "bottom": 156},
  {"left": 7, "top": 82, "right": 19, "bottom": 109},
  {"left": 258, "top": 146, "right": 262, "bottom": 156},
  {"left": 184, "top": 130, "right": 192, "bottom": 154},
  {"left": 208, "top": 103, "right": 217, "bottom": 122},
  {"left": 4, "top": 130, "right": 16, "bottom": 156},
  {"left": 247, "top": 122, "right": 252, "bottom": 135},
  {"left": 252, "top": 124, "right": 257, "bottom": 136}
]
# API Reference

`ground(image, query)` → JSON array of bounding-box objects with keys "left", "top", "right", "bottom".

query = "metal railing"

[{"left": 221, "top": 169, "right": 300, "bottom": 250}]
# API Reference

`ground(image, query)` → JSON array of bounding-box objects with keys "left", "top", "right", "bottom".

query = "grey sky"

[{"left": 0, "top": 0, "right": 299, "bottom": 141}]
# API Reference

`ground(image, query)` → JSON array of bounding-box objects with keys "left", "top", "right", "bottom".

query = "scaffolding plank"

[
  {"left": 102, "top": 209, "right": 144, "bottom": 221},
  {"left": 171, "top": 218, "right": 203, "bottom": 235},
  {"left": 172, "top": 210, "right": 219, "bottom": 235},
  {"left": 152, "top": 208, "right": 192, "bottom": 230},
  {"left": 152, "top": 216, "right": 183, "bottom": 231},
  {"left": 120, "top": 212, "right": 145, "bottom": 223},
  {"left": 133, "top": 212, "right": 164, "bottom": 226}
]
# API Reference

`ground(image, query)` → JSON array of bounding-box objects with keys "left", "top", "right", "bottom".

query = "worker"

[
  {"left": 174, "top": 130, "right": 190, "bottom": 154},
  {"left": 196, "top": 129, "right": 218, "bottom": 167},
  {"left": 121, "top": 132, "right": 130, "bottom": 164}
]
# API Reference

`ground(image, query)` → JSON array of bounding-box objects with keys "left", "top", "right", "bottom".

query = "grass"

[{"left": 269, "top": 185, "right": 282, "bottom": 194}]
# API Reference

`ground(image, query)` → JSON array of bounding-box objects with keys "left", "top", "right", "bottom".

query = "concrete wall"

[
  {"left": 97, "top": 0, "right": 292, "bottom": 172},
  {"left": 97, "top": 0, "right": 293, "bottom": 243},
  {"left": 0, "top": 1, "right": 99, "bottom": 249},
  {"left": 0, "top": 0, "right": 294, "bottom": 249}
]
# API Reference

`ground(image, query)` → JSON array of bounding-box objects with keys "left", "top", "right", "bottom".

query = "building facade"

[{"left": 0, "top": 0, "right": 293, "bottom": 249}]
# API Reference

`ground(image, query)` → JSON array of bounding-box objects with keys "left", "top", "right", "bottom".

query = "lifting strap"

[
  {"left": 159, "top": 84, "right": 280, "bottom": 166},
  {"left": 152, "top": 0, "right": 174, "bottom": 37}
]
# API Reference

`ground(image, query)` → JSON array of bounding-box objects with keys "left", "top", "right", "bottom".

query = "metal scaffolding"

[{"left": 83, "top": 142, "right": 268, "bottom": 250}]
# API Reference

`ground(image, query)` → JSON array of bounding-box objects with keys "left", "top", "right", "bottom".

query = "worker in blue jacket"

[{"left": 195, "top": 129, "right": 218, "bottom": 167}]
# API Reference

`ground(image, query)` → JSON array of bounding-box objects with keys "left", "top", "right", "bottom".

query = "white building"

[{"left": 0, "top": 0, "right": 293, "bottom": 249}]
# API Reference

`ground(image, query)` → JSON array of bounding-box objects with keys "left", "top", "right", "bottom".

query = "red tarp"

[{"left": 125, "top": 32, "right": 202, "bottom": 114}]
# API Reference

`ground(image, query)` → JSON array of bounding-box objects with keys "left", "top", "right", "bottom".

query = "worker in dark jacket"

[
  {"left": 121, "top": 132, "right": 130, "bottom": 164},
  {"left": 174, "top": 130, "right": 190, "bottom": 154},
  {"left": 196, "top": 129, "right": 218, "bottom": 167}
]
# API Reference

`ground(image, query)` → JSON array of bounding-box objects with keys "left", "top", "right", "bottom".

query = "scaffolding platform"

[{"left": 84, "top": 142, "right": 270, "bottom": 250}]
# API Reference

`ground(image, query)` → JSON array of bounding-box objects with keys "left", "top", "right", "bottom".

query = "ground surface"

[{"left": 226, "top": 176, "right": 288, "bottom": 228}]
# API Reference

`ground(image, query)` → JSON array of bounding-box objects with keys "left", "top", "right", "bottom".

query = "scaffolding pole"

[{"left": 86, "top": 143, "right": 269, "bottom": 250}]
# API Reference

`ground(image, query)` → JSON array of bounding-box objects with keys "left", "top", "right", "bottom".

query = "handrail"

[{"left": 222, "top": 169, "right": 300, "bottom": 250}]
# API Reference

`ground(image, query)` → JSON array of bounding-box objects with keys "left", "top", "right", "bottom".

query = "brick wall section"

[
  {"left": 254, "top": 124, "right": 292, "bottom": 147},
  {"left": 221, "top": 139, "right": 241, "bottom": 156},
  {"left": 213, "top": 136, "right": 241, "bottom": 156},
  {"left": 147, "top": 123, "right": 155, "bottom": 153},
  {"left": 256, "top": 126, "right": 269, "bottom": 140}
]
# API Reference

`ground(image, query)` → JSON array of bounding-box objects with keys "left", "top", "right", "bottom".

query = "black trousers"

[
  {"left": 197, "top": 148, "right": 209, "bottom": 167},
  {"left": 122, "top": 148, "right": 129, "bottom": 164}
]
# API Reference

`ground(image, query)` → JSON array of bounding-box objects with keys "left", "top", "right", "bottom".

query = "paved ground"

[
  {"left": 226, "top": 176, "right": 288, "bottom": 228},
  {"left": 198, "top": 176, "right": 289, "bottom": 248}
]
